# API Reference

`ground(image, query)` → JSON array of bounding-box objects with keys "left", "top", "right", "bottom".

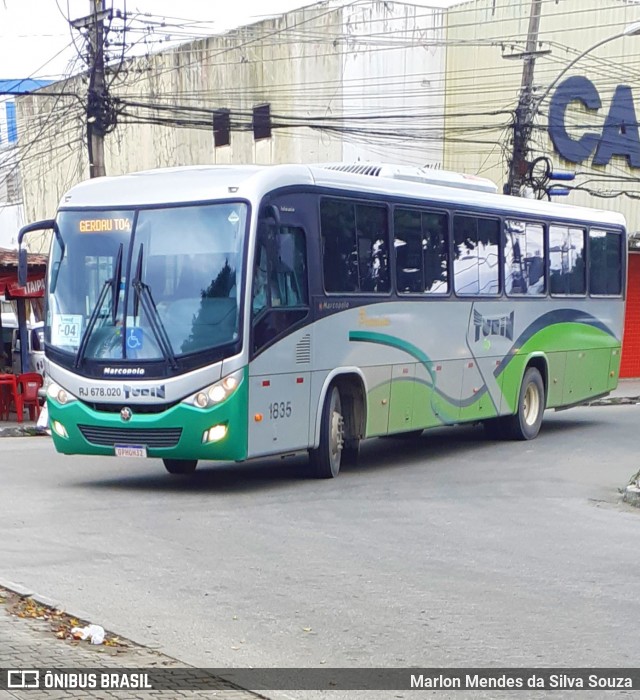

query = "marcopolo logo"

[
  {"left": 123, "top": 384, "right": 166, "bottom": 400},
  {"left": 473, "top": 310, "right": 514, "bottom": 343},
  {"left": 103, "top": 367, "right": 145, "bottom": 376}
]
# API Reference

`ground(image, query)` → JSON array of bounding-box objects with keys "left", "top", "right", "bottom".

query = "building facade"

[
  {"left": 443, "top": 0, "right": 640, "bottom": 376},
  {"left": 17, "top": 1, "right": 446, "bottom": 226},
  {"left": 0, "top": 79, "right": 51, "bottom": 250}
]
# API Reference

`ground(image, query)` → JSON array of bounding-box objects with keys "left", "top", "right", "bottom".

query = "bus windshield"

[{"left": 47, "top": 202, "right": 247, "bottom": 362}]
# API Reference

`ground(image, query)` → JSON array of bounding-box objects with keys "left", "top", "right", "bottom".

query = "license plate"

[{"left": 114, "top": 444, "right": 147, "bottom": 458}]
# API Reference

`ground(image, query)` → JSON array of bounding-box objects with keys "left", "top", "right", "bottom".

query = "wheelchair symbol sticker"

[{"left": 127, "top": 327, "right": 143, "bottom": 350}]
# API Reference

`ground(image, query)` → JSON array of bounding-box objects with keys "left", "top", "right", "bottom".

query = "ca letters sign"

[{"left": 548, "top": 75, "right": 640, "bottom": 168}]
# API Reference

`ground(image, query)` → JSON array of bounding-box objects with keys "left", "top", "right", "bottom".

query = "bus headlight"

[
  {"left": 188, "top": 369, "right": 243, "bottom": 409},
  {"left": 47, "top": 382, "right": 77, "bottom": 405}
]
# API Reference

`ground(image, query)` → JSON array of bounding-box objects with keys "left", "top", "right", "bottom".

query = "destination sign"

[{"left": 78, "top": 217, "right": 132, "bottom": 233}]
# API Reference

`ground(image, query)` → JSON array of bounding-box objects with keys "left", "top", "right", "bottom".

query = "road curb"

[
  {"left": 0, "top": 578, "right": 106, "bottom": 629},
  {"left": 623, "top": 466, "right": 640, "bottom": 507},
  {"left": 588, "top": 396, "right": 640, "bottom": 406},
  {"left": 624, "top": 485, "right": 640, "bottom": 507},
  {"left": 0, "top": 427, "right": 35, "bottom": 438},
  {"left": 0, "top": 579, "right": 34, "bottom": 598}
]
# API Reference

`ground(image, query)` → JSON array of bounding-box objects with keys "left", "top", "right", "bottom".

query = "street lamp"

[
  {"left": 506, "top": 19, "right": 640, "bottom": 196},
  {"left": 535, "top": 20, "right": 640, "bottom": 109}
]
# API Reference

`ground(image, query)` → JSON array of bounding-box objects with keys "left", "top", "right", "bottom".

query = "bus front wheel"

[
  {"left": 308, "top": 385, "right": 344, "bottom": 478},
  {"left": 506, "top": 367, "right": 545, "bottom": 440},
  {"left": 163, "top": 458, "right": 198, "bottom": 475}
]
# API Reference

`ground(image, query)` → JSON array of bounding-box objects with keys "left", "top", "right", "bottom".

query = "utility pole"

[
  {"left": 72, "top": 0, "right": 110, "bottom": 178},
  {"left": 505, "top": 0, "right": 543, "bottom": 196},
  {"left": 88, "top": 0, "right": 106, "bottom": 178}
]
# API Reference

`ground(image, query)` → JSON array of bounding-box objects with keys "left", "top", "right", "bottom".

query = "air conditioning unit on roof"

[{"left": 320, "top": 163, "right": 498, "bottom": 193}]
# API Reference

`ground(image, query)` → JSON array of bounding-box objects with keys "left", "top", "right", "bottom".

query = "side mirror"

[
  {"left": 260, "top": 203, "right": 281, "bottom": 228},
  {"left": 17, "top": 219, "right": 57, "bottom": 287},
  {"left": 18, "top": 247, "right": 27, "bottom": 287}
]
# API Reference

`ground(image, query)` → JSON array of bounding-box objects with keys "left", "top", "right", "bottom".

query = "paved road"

[{"left": 1, "top": 406, "right": 640, "bottom": 694}]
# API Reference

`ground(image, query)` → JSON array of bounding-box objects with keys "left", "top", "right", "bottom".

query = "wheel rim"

[
  {"left": 328, "top": 388, "right": 344, "bottom": 472},
  {"left": 523, "top": 382, "right": 540, "bottom": 426}
]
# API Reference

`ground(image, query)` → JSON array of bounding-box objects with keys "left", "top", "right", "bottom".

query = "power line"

[{"left": 9, "top": 0, "right": 640, "bottom": 207}]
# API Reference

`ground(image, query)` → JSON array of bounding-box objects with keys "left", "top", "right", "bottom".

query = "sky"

[{"left": 0, "top": 0, "right": 460, "bottom": 81}]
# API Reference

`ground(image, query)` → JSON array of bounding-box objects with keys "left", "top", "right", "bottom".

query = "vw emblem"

[{"left": 120, "top": 407, "right": 133, "bottom": 422}]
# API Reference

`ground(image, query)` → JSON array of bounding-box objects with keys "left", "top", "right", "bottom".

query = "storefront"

[
  {"left": 621, "top": 251, "right": 640, "bottom": 378},
  {"left": 0, "top": 249, "right": 47, "bottom": 374}
]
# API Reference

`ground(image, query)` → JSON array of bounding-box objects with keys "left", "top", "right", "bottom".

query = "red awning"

[
  {"left": 0, "top": 248, "right": 47, "bottom": 298},
  {"left": 0, "top": 273, "right": 46, "bottom": 297}
]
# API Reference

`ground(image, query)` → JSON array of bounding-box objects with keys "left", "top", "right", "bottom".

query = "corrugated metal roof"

[{"left": 0, "top": 248, "right": 47, "bottom": 269}]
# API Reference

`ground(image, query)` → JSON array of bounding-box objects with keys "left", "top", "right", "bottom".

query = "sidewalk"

[
  {"left": 0, "top": 418, "right": 38, "bottom": 438},
  {"left": 0, "top": 587, "right": 267, "bottom": 700}
]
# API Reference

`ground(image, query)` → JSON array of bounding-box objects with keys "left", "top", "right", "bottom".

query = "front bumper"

[{"left": 47, "top": 377, "right": 249, "bottom": 462}]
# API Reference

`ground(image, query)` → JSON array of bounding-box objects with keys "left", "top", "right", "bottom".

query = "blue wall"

[
  {"left": 0, "top": 79, "right": 52, "bottom": 146},
  {"left": 5, "top": 101, "right": 16, "bottom": 144}
]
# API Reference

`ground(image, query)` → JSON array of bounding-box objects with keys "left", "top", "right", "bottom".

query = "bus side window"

[
  {"left": 320, "top": 198, "right": 390, "bottom": 294},
  {"left": 549, "top": 225, "right": 586, "bottom": 296},
  {"left": 272, "top": 227, "right": 309, "bottom": 307},
  {"left": 394, "top": 208, "right": 449, "bottom": 294},
  {"left": 320, "top": 199, "right": 358, "bottom": 292},
  {"left": 252, "top": 223, "right": 309, "bottom": 354},
  {"left": 589, "top": 229, "right": 622, "bottom": 296},
  {"left": 252, "top": 244, "right": 271, "bottom": 315},
  {"left": 504, "top": 220, "right": 545, "bottom": 296},
  {"left": 453, "top": 215, "right": 500, "bottom": 296}
]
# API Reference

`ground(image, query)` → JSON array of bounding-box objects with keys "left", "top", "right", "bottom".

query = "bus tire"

[
  {"left": 342, "top": 439, "right": 360, "bottom": 466},
  {"left": 483, "top": 417, "right": 507, "bottom": 440},
  {"left": 308, "top": 384, "right": 344, "bottom": 478},
  {"left": 505, "top": 367, "right": 545, "bottom": 441},
  {"left": 163, "top": 458, "right": 198, "bottom": 475}
]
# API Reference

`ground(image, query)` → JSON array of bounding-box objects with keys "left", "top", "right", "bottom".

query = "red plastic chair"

[
  {"left": 17, "top": 373, "right": 43, "bottom": 421},
  {"left": 0, "top": 373, "right": 22, "bottom": 422}
]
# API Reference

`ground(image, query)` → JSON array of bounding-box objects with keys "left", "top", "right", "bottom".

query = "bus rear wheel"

[
  {"left": 483, "top": 417, "right": 507, "bottom": 440},
  {"left": 163, "top": 458, "right": 198, "bottom": 475},
  {"left": 308, "top": 385, "right": 344, "bottom": 478},
  {"left": 505, "top": 367, "right": 545, "bottom": 440}
]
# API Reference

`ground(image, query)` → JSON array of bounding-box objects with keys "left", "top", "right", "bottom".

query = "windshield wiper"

[
  {"left": 49, "top": 223, "right": 66, "bottom": 294},
  {"left": 111, "top": 243, "right": 123, "bottom": 324},
  {"left": 74, "top": 280, "right": 113, "bottom": 369},
  {"left": 131, "top": 245, "right": 178, "bottom": 369},
  {"left": 133, "top": 242, "right": 143, "bottom": 318},
  {"left": 74, "top": 243, "right": 123, "bottom": 369}
]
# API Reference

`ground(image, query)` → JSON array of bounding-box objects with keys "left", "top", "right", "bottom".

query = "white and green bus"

[{"left": 18, "top": 163, "right": 626, "bottom": 477}]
